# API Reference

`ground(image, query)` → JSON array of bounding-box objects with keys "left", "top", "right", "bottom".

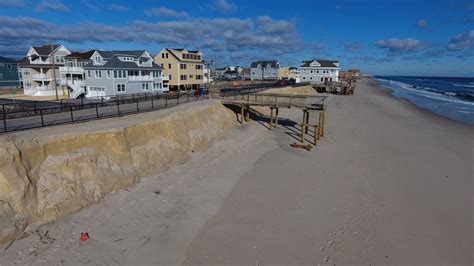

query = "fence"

[{"left": 1, "top": 82, "right": 310, "bottom": 134}]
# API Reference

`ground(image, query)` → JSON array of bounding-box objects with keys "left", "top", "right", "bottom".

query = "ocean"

[{"left": 374, "top": 76, "right": 474, "bottom": 125}]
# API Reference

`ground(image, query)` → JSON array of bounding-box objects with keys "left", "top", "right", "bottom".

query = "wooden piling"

[
  {"left": 321, "top": 111, "right": 325, "bottom": 137},
  {"left": 269, "top": 107, "right": 274, "bottom": 130},
  {"left": 274, "top": 108, "right": 279, "bottom": 128},
  {"left": 246, "top": 105, "right": 250, "bottom": 121},
  {"left": 240, "top": 103, "right": 244, "bottom": 123},
  {"left": 300, "top": 110, "right": 307, "bottom": 143},
  {"left": 317, "top": 112, "right": 322, "bottom": 140},
  {"left": 313, "top": 125, "right": 318, "bottom": 145},
  {"left": 304, "top": 110, "right": 309, "bottom": 133}
]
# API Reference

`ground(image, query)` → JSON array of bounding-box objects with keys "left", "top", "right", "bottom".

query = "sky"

[{"left": 0, "top": 0, "right": 473, "bottom": 76}]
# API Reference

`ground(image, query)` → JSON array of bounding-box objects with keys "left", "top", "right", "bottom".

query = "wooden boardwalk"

[{"left": 220, "top": 93, "right": 328, "bottom": 148}]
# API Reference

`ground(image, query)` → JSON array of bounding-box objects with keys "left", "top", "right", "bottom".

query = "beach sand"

[{"left": 1, "top": 78, "right": 472, "bottom": 264}]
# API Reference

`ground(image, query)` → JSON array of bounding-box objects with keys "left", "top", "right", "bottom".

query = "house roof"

[
  {"left": 83, "top": 57, "right": 162, "bottom": 70},
  {"left": 250, "top": 61, "right": 279, "bottom": 68},
  {"left": 65, "top": 50, "right": 96, "bottom": 59},
  {"left": 224, "top": 70, "right": 239, "bottom": 74},
  {"left": 300, "top": 60, "right": 339, "bottom": 68},
  {"left": 97, "top": 50, "right": 146, "bottom": 58},
  {"left": 33, "top": 44, "right": 60, "bottom": 56}
]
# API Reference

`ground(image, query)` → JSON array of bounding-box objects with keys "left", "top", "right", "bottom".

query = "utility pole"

[{"left": 51, "top": 43, "right": 58, "bottom": 101}]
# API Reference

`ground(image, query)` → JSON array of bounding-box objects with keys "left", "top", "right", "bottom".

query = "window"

[
  {"left": 87, "top": 70, "right": 91, "bottom": 78},
  {"left": 303, "top": 77, "right": 306, "bottom": 80},
  {"left": 7, "top": 64, "right": 12, "bottom": 70},
  {"left": 114, "top": 70, "right": 117, "bottom": 78},
  {"left": 195, "top": 64, "right": 203, "bottom": 70},
  {"left": 321, "top": 78, "right": 323, "bottom": 82},
  {"left": 166, "top": 53, "right": 169, "bottom": 58},
  {"left": 189, "top": 75, "right": 193, "bottom": 79},
  {"left": 180, "top": 75, "right": 187, "bottom": 80},
  {"left": 107, "top": 70, "right": 111, "bottom": 79},
  {"left": 316, "top": 70, "right": 319, "bottom": 74},
  {"left": 118, "top": 70, "right": 122, "bottom": 78},
  {"left": 180, "top": 63, "right": 187, "bottom": 69},
  {"left": 142, "top": 83, "right": 150, "bottom": 91},
  {"left": 94, "top": 56, "right": 101, "bottom": 64},
  {"left": 95, "top": 70, "right": 102, "bottom": 78},
  {"left": 162, "top": 53, "right": 165, "bottom": 59},
  {"left": 169, "top": 75, "right": 172, "bottom": 80},
  {"left": 169, "top": 63, "right": 172, "bottom": 69},
  {"left": 123, "top": 70, "right": 127, "bottom": 78},
  {"left": 196, "top": 75, "right": 203, "bottom": 80},
  {"left": 116, "top": 84, "right": 125, "bottom": 92}
]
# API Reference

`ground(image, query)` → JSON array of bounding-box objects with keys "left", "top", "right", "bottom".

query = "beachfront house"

[
  {"left": 250, "top": 61, "right": 279, "bottom": 80},
  {"left": 296, "top": 60, "right": 340, "bottom": 84},
  {"left": 83, "top": 50, "right": 167, "bottom": 98},
  {"left": 59, "top": 50, "right": 96, "bottom": 98},
  {"left": 154, "top": 48, "right": 204, "bottom": 91},
  {"left": 0, "top": 57, "right": 20, "bottom": 89},
  {"left": 19, "top": 44, "right": 71, "bottom": 96}
]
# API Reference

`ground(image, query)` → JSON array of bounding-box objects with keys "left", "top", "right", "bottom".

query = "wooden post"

[
  {"left": 274, "top": 107, "right": 279, "bottom": 128},
  {"left": 313, "top": 125, "right": 318, "bottom": 145},
  {"left": 70, "top": 107, "right": 74, "bottom": 122},
  {"left": 136, "top": 99, "right": 139, "bottom": 112},
  {"left": 305, "top": 110, "right": 310, "bottom": 133},
  {"left": 269, "top": 107, "right": 274, "bottom": 130},
  {"left": 246, "top": 105, "right": 250, "bottom": 121},
  {"left": 240, "top": 103, "right": 244, "bottom": 123},
  {"left": 317, "top": 112, "right": 322, "bottom": 140},
  {"left": 300, "top": 111, "right": 306, "bottom": 143},
  {"left": 95, "top": 103, "right": 99, "bottom": 118},
  {"left": 151, "top": 95, "right": 154, "bottom": 109},
  {"left": 2, "top": 104, "right": 7, "bottom": 132},
  {"left": 40, "top": 109, "right": 44, "bottom": 126},
  {"left": 117, "top": 100, "right": 120, "bottom": 115},
  {"left": 321, "top": 111, "right": 325, "bottom": 137}
]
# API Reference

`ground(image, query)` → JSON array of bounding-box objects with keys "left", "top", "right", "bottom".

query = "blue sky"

[{"left": 0, "top": 0, "right": 473, "bottom": 76}]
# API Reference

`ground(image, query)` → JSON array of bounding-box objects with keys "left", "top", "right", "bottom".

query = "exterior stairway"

[{"left": 67, "top": 81, "right": 85, "bottom": 98}]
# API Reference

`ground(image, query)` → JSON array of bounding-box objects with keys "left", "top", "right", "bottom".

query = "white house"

[
  {"left": 19, "top": 44, "right": 71, "bottom": 96},
  {"left": 296, "top": 60, "right": 340, "bottom": 84}
]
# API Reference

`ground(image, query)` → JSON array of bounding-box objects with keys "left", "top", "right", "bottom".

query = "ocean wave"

[
  {"left": 452, "top": 83, "right": 474, "bottom": 88},
  {"left": 376, "top": 78, "right": 474, "bottom": 106}
]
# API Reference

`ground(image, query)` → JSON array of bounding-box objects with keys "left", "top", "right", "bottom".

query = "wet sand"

[{"left": 1, "top": 78, "right": 472, "bottom": 265}]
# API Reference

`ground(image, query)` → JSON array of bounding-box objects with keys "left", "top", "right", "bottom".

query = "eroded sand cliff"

[{"left": 0, "top": 100, "right": 236, "bottom": 244}]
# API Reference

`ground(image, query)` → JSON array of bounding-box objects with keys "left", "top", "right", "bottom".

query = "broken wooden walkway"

[{"left": 220, "top": 93, "right": 328, "bottom": 147}]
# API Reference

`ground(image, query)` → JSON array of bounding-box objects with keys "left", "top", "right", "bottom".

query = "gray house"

[
  {"left": 250, "top": 61, "right": 279, "bottom": 80},
  {"left": 83, "top": 50, "right": 166, "bottom": 98}
]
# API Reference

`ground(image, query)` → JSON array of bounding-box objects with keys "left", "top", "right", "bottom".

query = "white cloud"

[
  {"left": 0, "top": 14, "right": 322, "bottom": 63},
  {"left": 36, "top": 0, "right": 70, "bottom": 12},
  {"left": 417, "top": 19, "right": 428, "bottom": 29},
  {"left": 448, "top": 30, "right": 474, "bottom": 50},
  {"left": 0, "top": 0, "right": 26, "bottom": 8},
  {"left": 215, "top": 0, "right": 236, "bottom": 12},
  {"left": 145, "top": 7, "right": 189, "bottom": 18},
  {"left": 344, "top": 42, "right": 363, "bottom": 52},
  {"left": 107, "top": 4, "right": 129, "bottom": 12},
  {"left": 376, "top": 38, "right": 425, "bottom": 55}
]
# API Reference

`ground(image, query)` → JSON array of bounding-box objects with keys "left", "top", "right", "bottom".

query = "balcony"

[
  {"left": 59, "top": 66, "right": 84, "bottom": 74},
  {"left": 32, "top": 74, "right": 53, "bottom": 81},
  {"left": 60, "top": 79, "right": 85, "bottom": 86},
  {"left": 128, "top": 75, "right": 153, "bottom": 82}
]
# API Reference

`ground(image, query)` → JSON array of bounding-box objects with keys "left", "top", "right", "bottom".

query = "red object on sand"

[{"left": 80, "top": 232, "right": 90, "bottom": 241}]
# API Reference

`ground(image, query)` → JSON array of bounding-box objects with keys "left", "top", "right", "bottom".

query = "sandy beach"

[{"left": 0, "top": 78, "right": 472, "bottom": 265}]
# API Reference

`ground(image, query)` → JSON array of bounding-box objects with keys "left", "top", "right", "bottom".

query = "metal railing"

[{"left": 0, "top": 82, "right": 308, "bottom": 134}]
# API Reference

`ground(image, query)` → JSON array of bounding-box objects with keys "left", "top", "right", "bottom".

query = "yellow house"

[
  {"left": 154, "top": 48, "right": 204, "bottom": 91},
  {"left": 279, "top": 67, "right": 298, "bottom": 80}
]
